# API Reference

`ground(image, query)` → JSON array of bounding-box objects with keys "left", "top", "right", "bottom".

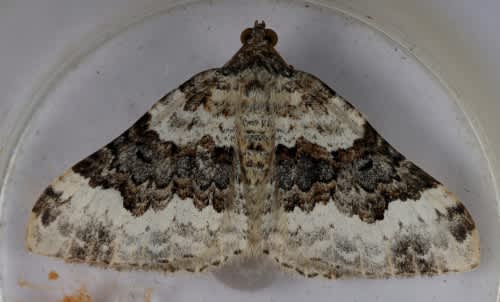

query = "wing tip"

[
  {"left": 467, "top": 227, "right": 481, "bottom": 270},
  {"left": 24, "top": 212, "right": 39, "bottom": 253}
]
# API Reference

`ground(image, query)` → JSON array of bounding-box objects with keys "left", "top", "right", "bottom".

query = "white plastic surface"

[{"left": 0, "top": 1, "right": 498, "bottom": 301}]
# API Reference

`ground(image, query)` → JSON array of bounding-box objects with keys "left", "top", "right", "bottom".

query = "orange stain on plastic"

[
  {"left": 48, "top": 271, "right": 59, "bottom": 281},
  {"left": 58, "top": 288, "right": 92, "bottom": 302},
  {"left": 17, "top": 279, "right": 46, "bottom": 290},
  {"left": 17, "top": 279, "right": 30, "bottom": 288},
  {"left": 144, "top": 288, "right": 154, "bottom": 302},
  {"left": 17, "top": 277, "right": 92, "bottom": 302}
]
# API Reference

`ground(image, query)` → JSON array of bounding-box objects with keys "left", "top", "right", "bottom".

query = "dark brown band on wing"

[
  {"left": 275, "top": 123, "right": 439, "bottom": 223},
  {"left": 71, "top": 113, "right": 235, "bottom": 216}
]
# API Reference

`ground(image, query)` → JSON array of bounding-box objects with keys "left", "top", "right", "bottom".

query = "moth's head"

[
  {"left": 223, "top": 20, "right": 292, "bottom": 76},
  {"left": 240, "top": 20, "right": 278, "bottom": 47}
]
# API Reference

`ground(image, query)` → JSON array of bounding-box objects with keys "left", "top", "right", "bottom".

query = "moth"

[{"left": 26, "top": 21, "right": 479, "bottom": 279}]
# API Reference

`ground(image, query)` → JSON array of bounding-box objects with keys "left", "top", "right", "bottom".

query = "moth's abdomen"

[
  {"left": 237, "top": 96, "right": 275, "bottom": 187},
  {"left": 235, "top": 86, "right": 276, "bottom": 250}
]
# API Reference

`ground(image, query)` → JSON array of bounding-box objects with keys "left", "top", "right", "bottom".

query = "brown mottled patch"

[
  {"left": 179, "top": 70, "right": 222, "bottom": 112},
  {"left": 435, "top": 209, "right": 445, "bottom": 221},
  {"left": 67, "top": 220, "right": 115, "bottom": 264},
  {"left": 68, "top": 245, "right": 86, "bottom": 261},
  {"left": 446, "top": 204, "right": 476, "bottom": 242},
  {"left": 72, "top": 113, "right": 235, "bottom": 217},
  {"left": 32, "top": 186, "right": 58, "bottom": 216},
  {"left": 212, "top": 190, "right": 230, "bottom": 213},
  {"left": 295, "top": 268, "right": 305, "bottom": 276},
  {"left": 294, "top": 72, "right": 336, "bottom": 114},
  {"left": 57, "top": 219, "right": 73, "bottom": 237},
  {"left": 244, "top": 79, "right": 265, "bottom": 95},
  {"left": 391, "top": 233, "right": 431, "bottom": 256},
  {"left": 323, "top": 272, "right": 334, "bottom": 279},
  {"left": 281, "top": 182, "right": 336, "bottom": 212},
  {"left": 393, "top": 255, "right": 416, "bottom": 275},
  {"left": 164, "top": 263, "right": 177, "bottom": 272},
  {"left": 32, "top": 186, "right": 71, "bottom": 226},
  {"left": 416, "top": 257, "right": 438, "bottom": 275},
  {"left": 390, "top": 233, "right": 434, "bottom": 274}
]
